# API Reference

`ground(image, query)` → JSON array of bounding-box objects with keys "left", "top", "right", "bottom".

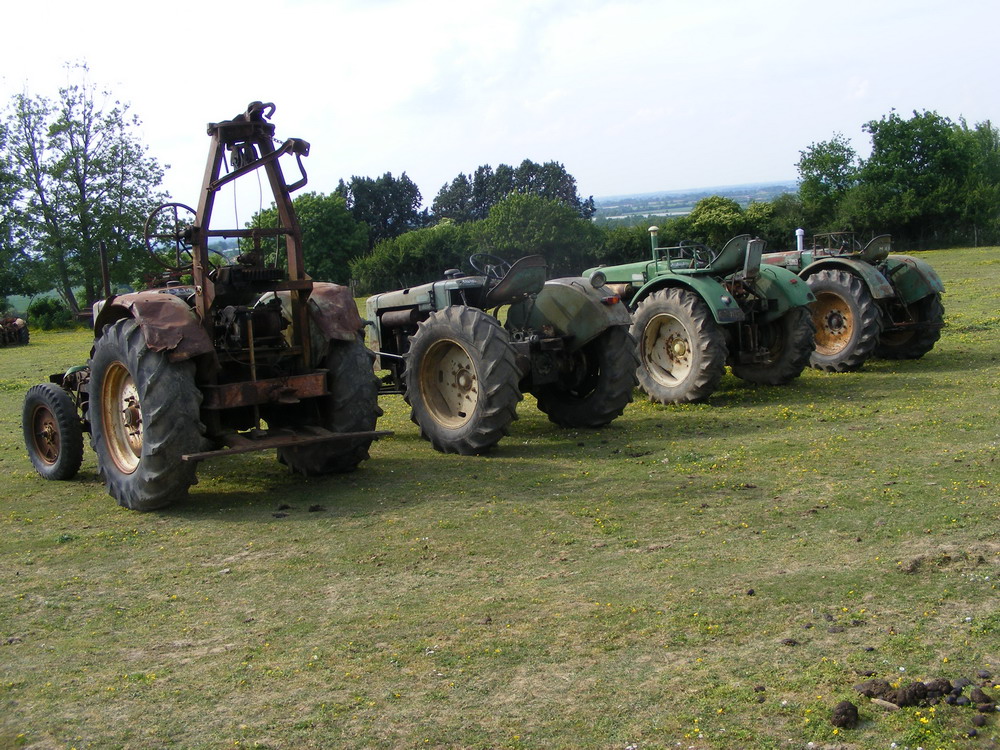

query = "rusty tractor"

[
  {"left": 22, "top": 102, "right": 388, "bottom": 510},
  {"left": 1, "top": 316, "right": 29, "bottom": 346}
]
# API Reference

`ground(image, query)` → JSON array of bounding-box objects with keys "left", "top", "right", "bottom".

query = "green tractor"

[
  {"left": 365, "top": 253, "right": 638, "bottom": 454},
  {"left": 762, "top": 231, "right": 945, "bottom": 372},
  {"left": 584, "top": 229, "right": 815, "bottom": 404}
]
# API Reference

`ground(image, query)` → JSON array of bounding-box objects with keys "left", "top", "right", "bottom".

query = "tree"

[
  {"left": 349, "top": 221, "right": 474, "bottom": 294},
  {"left": 337, "top": 172, "right": 428, "bottom": 248},
  {"left": 955, "top": 119, "right": 1000, "bottom": 246},
  {"left": 796, "top": 133, "right": 859, "bottom": 229},
  {"left": 472, "top": 193, "right": 602, "bottom": 276},
  {"left": 688, "top": 195, "right": 744, "bottom": 247},
  {"left": 3, "top": 66, "right": 167, "bottom": 312},
  {"left": 432, "top": 159, "right": 596, "bottom": 223},
  {"left": 244, "top": 192, "right": 368, "bottom": 284},
  {"left": 0, "top": 119, "right": 40, "bottom": 298},
  {"left": 851, "top": 110, "right": 966, "bottom": 246}
]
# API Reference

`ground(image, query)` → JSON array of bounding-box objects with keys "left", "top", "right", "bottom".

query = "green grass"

[{"left": 2, "top": 247, "right": 999, "bottom": 749}]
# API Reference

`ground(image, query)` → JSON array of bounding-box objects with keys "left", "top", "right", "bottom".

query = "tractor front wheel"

[
  {"left": 23, "top": 383, "right": 84, "bottom": 481},
  {"left": 405, "top": 307, "right": 521, "bottom": 454},
  {"left": 532, "top": 326, "right": 638, "bottom": 427},
  {"left": 731, "top": 306, "right": 815, "bottom": 385},
  {"left": 277, "top": 337, "right": 382, "bottom": 475},
  {"left": 875, "top": 293, "right": 944, "bottom": 360},
  {"left": 806, "top": 269, "right": 882, "bottom": 372},
  {"left": 630, "top": 287, "right": 728, "bottom": 404},
  {"left": 89, "top": 319, "right": 204, "bottom": 511}
]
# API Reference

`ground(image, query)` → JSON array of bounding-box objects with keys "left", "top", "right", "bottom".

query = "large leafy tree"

[
  {"left": 851, "top": 110, "right": 966, "bottom": 245},
  {"left": 0, "top": 119, "right": 39, "bottom": 298},
  {"left": 349, "top": 221, "right": 474, "bottom": 294},
  {"left": 337, "top": 172, "right": 429, "bottom": 248},
  {"left": 687, "top": 195, "right": 744, "bottom": 247},
  {"left": 244, "top": 192, "right": 368, "bottom": 284},
  {"left": 3, "top": 67, "right": 167, "bottom": 311},
  {"left": 796, "top": 133, "right": 859, "bottom": 229},
  {"left": 432, "top": 159, "right": 596, "bottom": 223},
  {"left": 472, "top": 193, "right": 602, "bottom": 276},
  {"left": 955, "top": 118, "right": 1000, "bottom": 246}
]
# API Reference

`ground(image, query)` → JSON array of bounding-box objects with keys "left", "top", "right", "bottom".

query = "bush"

[{"left": 27, "top": 298, "right": 75, "bottom": 330}]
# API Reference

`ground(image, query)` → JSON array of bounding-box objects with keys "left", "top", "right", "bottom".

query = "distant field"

[{"left": 1, "top": 247, "right": 998, "bottom": 749}]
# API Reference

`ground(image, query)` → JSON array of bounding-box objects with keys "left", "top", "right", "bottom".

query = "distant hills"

[{"left": 593, "top": 180, "right": 798, "bottom": 223}]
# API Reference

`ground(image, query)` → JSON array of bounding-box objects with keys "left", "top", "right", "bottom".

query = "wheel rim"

[
  {"left": 30, "top": 404, "right": 61, "bottom": 465},
  {"left": 812, "top": 292, "right": 852, "bottom": 355},
  {"left": 101, "top": 361, "right": 143, "bottom": 474},
  {"left": 418, "top": 339, "right": 479, "bottom": 429},
  {"left": 643, "top": 313, "right": 694, "bottom": 385}
]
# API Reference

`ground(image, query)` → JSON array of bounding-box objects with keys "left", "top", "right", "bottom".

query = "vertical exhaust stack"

[{"left": 796, "top": 227, "right": 805, "bottom": 252}]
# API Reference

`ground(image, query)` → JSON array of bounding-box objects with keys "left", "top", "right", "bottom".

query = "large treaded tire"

[
  {"left": 875, "top": 293, "right": 944, "bottom": 360},
  {"left": 23, "top": 383, "right": 84, "bottom": 481},
  {"left": 630, "top": 287, "right": 728, "bottom": 404},
  {"left": 404, "top": 307, "right": 521, "bottom": 455},
  {"left": 805, "top": 269, "right": 882, "bottom": 372},
  {"left": 89, "top": 319, "right": 204, "bottom": 511},
  {"left": 731, "top": 306, "right": 816, "bottom": 385},
  {"left": 532, "top": 326, "right": 638, "bottom": 428},
  {"left": 277, "top": 337, "right": 383, "bottom": 475}
]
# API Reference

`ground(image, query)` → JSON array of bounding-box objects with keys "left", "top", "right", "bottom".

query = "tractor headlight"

[{"left": 588, "top": 270, "right": 607, "bottom": 288}]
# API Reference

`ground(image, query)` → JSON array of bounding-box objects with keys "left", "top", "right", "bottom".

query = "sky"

[{"left": 1, "top": 0, "right": 997, "bottom": 224}]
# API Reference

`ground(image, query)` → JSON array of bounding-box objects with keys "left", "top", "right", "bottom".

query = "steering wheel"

[
  {"left": 469, "top": 253, "right": 512, "bottom": 281},
  {"left": 678, "top": 241, "right": 715, "bottom": 268},
  {"left": 144, "top": 203, "right": 197, "bottom": 272},
  {"left": 144, "top": 202, "right": 228, "bottom": 272}
]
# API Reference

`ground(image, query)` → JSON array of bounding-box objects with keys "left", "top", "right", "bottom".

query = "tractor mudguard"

[
  {"left": 92, "top": 291, "right": 215, "bottom": 362},
  {"left": 304, "top": 282, "right": 365, "bottom": 341},
  {"left": 264, "top": 282, "right": 365, "bottom": 363},
  {"left": 631, "top": 275, "right": 745, "bottom": 324},
  {"left": 881, "top": 255, "right": 945, "bottom": 303},
  {"left": 510, "top": 278, "right": 631, "bottom": 352},
  {"left": 753, "top": 265, "right": 816, "bottom": 321},
  {"left": 801, "top": 258, "right": 895, "bottom": 300}
]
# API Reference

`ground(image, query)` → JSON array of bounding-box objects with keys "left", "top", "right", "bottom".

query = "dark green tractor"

[
  {"left": 763, "top": 232, "right": 945, "bottom": 372},
  {"left": 366, "top": 253, "right": 638, "bottom": 454},
  {"left": 584, "top": 229, "right": 816, "bottom": 404}
]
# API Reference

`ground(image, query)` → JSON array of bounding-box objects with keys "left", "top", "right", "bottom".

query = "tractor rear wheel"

[
  {"left": 23, "top": 383, "right": 84, "bottom": 481},
  {"left": 731, "top": 306, "right": 815, "bottom": 385},
  {"left": 277, "top": 337, "right": 382, "bottom": 475},
  {"left": 89, "top": 318, "right": 204, "bottom": 511},
  {"left": 405, "top": 306, "right": 521, "bottom": 454},
  {"left": 630, "top": 287, "right": 728, "bottom": 404},
  {"left": 806, "top": 269, "right": 882, "bottom": 372},
  {"left": 875, "top": 293, "right": 944, "bottom": 360},
  {"left": 532, "top": 326, "right": 638, "bottom": 427}
]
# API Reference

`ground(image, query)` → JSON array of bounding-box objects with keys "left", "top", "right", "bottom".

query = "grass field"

[{"left": 1, "top": 247, "right": 999, "bottom": 749}]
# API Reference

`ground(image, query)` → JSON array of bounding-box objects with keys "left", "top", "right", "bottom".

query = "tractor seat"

[{"left": 484, "top": 255, "right": 548, "bottom": 308}]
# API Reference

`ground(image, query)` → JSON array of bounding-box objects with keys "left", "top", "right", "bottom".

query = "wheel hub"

[
  {"left": 644, "top": 314, "right": 694, "bottom": 385},
  {"left": 812, "top": 293, "right": 852, "bottom": 355},
  {"left": 102, "top": 362, "right": 143, "bottom": 475},
  {"left": 455, "top": 368, "right": 474, "bottom": 392},
  {"left": 420, "top": 340, "right": 480, "bottom": 428},
  {"left": 35, "top": 411, "right": 60, "bottom": 463},
  {"left": 824, "top": 310, "right": 846, "bottom": 334}
]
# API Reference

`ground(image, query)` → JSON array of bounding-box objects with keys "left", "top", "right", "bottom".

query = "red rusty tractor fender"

[
  {"left": 306, "top": 282, "right": 365, "bottom": 341},
  {"left": 92, "top": 290, "right": 215, "bottom": 362}
]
